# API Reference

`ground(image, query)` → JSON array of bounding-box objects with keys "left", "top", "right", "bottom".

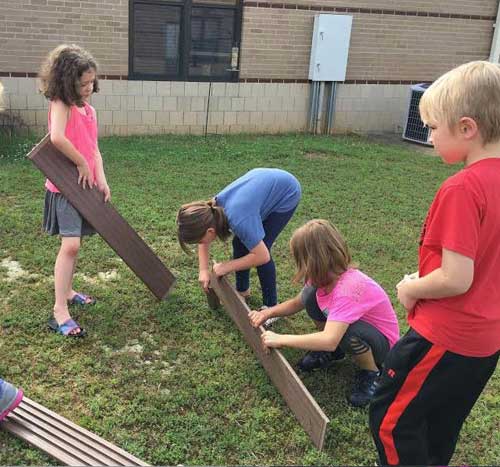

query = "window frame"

[{"left": 129, "top": 0, "right": 242, "bottom": 82}]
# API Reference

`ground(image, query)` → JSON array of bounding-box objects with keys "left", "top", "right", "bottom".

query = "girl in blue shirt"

[{"left": 177, "top": 168, "right": 301, "bottom": 309}]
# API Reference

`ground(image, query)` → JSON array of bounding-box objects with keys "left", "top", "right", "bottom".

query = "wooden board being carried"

[
  {"left": 28, "top": 135, "right": 175, "bottom": 300},
  {"left": 1, "top": 397, "right": 149, "bottom": 466},
  {"left": 208, "top": 274, "right": 329, "bottom": 450}
]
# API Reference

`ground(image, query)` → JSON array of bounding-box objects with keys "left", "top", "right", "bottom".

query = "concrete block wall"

[{"left": 1, "top": 77, "right": 410, "bottom": 135}]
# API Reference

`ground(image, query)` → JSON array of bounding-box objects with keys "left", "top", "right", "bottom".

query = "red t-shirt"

[{"left": 409, "top": 158, "right": 500, "bottom": 357}]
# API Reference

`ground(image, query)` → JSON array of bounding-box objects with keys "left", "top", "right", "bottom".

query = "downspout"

[{"left": 489, "top": 0, "right": 500, "bottom": 62}]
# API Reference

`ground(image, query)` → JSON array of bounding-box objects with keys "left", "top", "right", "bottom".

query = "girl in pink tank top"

[{"left": 39, "top": 44, "right": 111, "bottom": 338}]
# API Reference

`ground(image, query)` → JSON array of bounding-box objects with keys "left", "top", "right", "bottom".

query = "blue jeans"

[{"left": 232, "top": 208, "right": 296, "bottom": 307}]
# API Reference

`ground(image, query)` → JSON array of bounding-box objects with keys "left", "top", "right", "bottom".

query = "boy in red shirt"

[{"left": 369, "top": 61, "right": 500, "bottom": 465}]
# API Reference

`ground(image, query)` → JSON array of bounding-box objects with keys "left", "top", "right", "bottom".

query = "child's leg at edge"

[
  {"left": 258, "top": 208, "right": 297, "bottom": 307},
  {"left": 232, "top": 236, "right": 250, "bottom": 298},
  {"left": 53, "top": 236, "right": 82, "bottom": 332}
]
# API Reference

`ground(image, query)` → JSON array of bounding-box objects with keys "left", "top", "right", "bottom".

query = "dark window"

[{"left": 129, "top": 0, "right": 242, "bottom": 81}]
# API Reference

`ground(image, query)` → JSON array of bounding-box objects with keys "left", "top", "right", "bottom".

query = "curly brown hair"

[{"left": 39, "top": 44, "right": 99, "bottom": 106}]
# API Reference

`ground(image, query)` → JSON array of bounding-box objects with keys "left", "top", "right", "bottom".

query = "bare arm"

[
  {"left": 261, "top": 320, "right": 349, "bottom": 352},
  {"left": 198, "top": 243, "right": 211, "bottom": 291},
  {"left": 397, "top": 248, "right": 474, "bottom": 310},
  {"left": 94, "top": 147, "right": 110, "bottom": 202},
  {"left": 213, "top": 240, "right": 270, "bottom": 277},
  {"left": 49, "top": 100, "right": 92, "bottom": 188}
]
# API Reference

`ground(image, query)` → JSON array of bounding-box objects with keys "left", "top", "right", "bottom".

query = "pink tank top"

[{"left": 45, "top": 101, "right": 98, "bottom": 193}]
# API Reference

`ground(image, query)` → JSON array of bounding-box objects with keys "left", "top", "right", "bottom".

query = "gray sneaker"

[
  {"left": 0, "top": 380, "right": 23, "bottom": 421},
  {"left": 259, "top": 306, "right": 280, "bottom": 329}
]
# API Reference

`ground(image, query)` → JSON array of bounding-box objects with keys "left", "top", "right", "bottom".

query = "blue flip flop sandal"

[
  {"left": 68, "top": 293, "right": 96, "bottom": 306},
  {"left": 48, "top": 317, "right": 86, "bottom": 338}
]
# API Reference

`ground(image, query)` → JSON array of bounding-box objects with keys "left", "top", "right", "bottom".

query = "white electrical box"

[{"left": 308, "top": 14, "right": 352, "bottom": 81}]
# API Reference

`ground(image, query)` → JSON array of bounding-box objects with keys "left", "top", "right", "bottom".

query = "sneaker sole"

[{"left": 263, "top": 316, "right": 280, "bottom": 329}]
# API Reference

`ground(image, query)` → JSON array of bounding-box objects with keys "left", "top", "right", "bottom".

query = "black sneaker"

[
  {"left": 348, "top": 369, "right": 380, "bottom": 407},
  {"left": 297, "top": 347, "right": 346, "bottom": 372}
]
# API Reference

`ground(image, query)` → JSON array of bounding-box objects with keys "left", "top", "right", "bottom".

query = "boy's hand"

[
  {"left": 249, "top": 309, "right": 268, "bottom": 328},
  {"left": 261, "top": 330, "right": 283, "bottom": 348},
  {"left": 396, "top": 271, "right": 419, "bottom": 288},
  {"left": 397, "top": 281, "right": 417, "bottom": 311},
  {"left": 213, "top": 261, "right": 231, "bottom": 277},
  {"left": 198, "top": 269, "right": 211, "bottom": 292},
  {"left": 77, "top": 162, "right": 92, "bottom": 189},
  {"left": 98, "top": 182, "right": 111, "bottom": 202}
]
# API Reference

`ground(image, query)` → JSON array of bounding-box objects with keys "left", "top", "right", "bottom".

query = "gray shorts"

[{"left": 43, "top": 190, "right": 95, "bottom": 237}]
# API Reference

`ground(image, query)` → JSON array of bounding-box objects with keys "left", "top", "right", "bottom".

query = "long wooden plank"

[
  {"left": 209, "top": 274, "right": 329, "bottom": 450},
  {"left": 27, "top": 135, "right": 175, "bottom": 300},
  {"left": 1, "top": 397, "right": 150, "bottom": 466}
]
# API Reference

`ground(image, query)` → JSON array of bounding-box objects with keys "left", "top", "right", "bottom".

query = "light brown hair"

[
  {"left": 290, "top": 219, "right": 352, "bottom": 288},
  {"left": 39, "top": 44, "right": 99, "bottom": 107},
  {"left": 176, "top": 199, "right": 231, "bottom": 253},
  {"left": 420, "top": 60, "right": 500, "bottom": 144}
]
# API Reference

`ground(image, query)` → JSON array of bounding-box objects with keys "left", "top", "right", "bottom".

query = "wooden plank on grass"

[
  {"left": 27, "top": 135, "right": 175, "bottom": 300},
  {"left": 209, "top": 274, "right": 329, "bottom": 450},
  {"left": 1, "top": 397, "right": 150, "bottom": 466}
]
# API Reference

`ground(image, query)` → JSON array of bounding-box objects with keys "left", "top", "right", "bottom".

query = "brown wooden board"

[
  {"left": 209, "top": 274, "right": 329, "bottom": 450},
  {"left": 1, "top": 397, "right": 150, "bottom": 466},
  {"left": 27, "top": 135, "right": 175, "bottom": 300}
]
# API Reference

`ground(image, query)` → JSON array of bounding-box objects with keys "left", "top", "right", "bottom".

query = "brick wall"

[
  {"left": 252, "top": 0, "right": 497, "bottom": 17},
  {"left": 0, "top": 0, "right": 496, "bottom": 81},
  {"left": 0, "top": 0, "right": 128, "bottom": 77},
  {"left": 240, "top": 2, "right": 496, "bottom": 82}
]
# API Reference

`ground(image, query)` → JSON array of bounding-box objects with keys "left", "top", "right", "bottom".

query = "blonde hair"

[
  {"left": 420, "top": 60, "right": 500, "bottom": 144},
  {"left": 176, "top": 199, "right": 230, "bottom": 253},
  {"left": 290, "top": 219, "right": 352, "bottom": 288}
]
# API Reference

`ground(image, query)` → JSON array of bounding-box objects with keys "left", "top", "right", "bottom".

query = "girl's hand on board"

[
  {"left": 98, "top": 182, "right": 111, "bottom": 202},
  {"left": 213, "top": 261, "right": 231, "bottom": 277},
  {"left": 77, "top": 162, "right": 93, "bottom": 189},
  {"left": 249, "top": 309, "right": 268, "bottom": 328},
  {"left": 261, "top": 330, "right": 284, "bottom": 348}
]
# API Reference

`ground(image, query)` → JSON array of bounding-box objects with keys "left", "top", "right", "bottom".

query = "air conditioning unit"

[{"left": 403, "top": 83, "right": 432, "bottom": 146}]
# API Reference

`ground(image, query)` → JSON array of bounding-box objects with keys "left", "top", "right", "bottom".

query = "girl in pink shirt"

[
  {"left": 39, "top": 44, "right": 111, "bottom": 338},
  {"left": 249, "top": 219, "right": 399, "bottom": 407}
]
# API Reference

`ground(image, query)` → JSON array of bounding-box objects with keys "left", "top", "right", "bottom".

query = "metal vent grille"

[{"left": 403, "top": 83, "right": 432, "bottom": 146}]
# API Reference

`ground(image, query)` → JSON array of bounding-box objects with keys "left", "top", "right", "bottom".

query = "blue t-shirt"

[{"left": 215, "top": 168, "right": 301, "bottom": 250}]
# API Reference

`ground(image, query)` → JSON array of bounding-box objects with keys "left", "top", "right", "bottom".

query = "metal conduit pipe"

[
  {"left": 316, "top": 81, "right": 325, "bottom": 134},
  {"left": 308, "top": 81, "right": 318, "bottom": 133},
  {"left": 326, "top": 81, "right": 338, "bottom": 134}
]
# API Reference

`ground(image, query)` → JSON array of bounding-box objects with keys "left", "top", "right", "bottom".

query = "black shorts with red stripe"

[{"left": 368, "top": 328, "right": 498, "bottom": 466}]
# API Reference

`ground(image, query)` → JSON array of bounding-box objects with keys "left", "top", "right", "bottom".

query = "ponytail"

[{"left": 176, "top": 199, "right": 230, "bottom": 253}]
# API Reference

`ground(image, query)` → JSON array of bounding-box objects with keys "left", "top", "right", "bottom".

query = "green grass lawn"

[{"left": 0, "top": 133, "right": 498, "bottom": 465}]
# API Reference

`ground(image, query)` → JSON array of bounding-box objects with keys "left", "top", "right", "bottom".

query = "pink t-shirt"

[
  {"left": 316, "top": 269, "right": 400, "bottom": 347},
  {"left": 45, "top": 101, "right": 98, "bottom": 193}
]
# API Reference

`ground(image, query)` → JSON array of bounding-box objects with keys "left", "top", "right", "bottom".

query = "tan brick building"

[{"left": 0, "top": 0, "right": 498, "bottom": 135}]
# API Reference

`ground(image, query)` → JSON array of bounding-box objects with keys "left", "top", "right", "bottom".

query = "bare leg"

[
  {"left": 352, "top": 348, "right": 379, "bottom": 372},
  {"left": 53, "top": 236, "right": 81, "bottom": 335}
]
